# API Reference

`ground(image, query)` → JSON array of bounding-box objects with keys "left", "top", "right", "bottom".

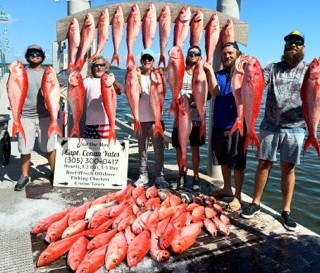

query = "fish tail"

[
  {"left": 108, "top": 131, "right": 117, "bottom": 146},
  {"left": 126, "top": 54, "right": 135, "bottom": 66},
  {"left": 74, "top": 58, "right": 84, "bottom": 71},
  {"left": 48, "top": 122, "right": 63, "bottom": 138},
  {"left": 69, "top": 126, "right": 80, "bottom": 139},
  {"left": 153, "top": 123, "right": 164, "bottom": 138},
  {"left": 230, "top": 117, "right": 244, "bottom": 137},
  {"left": 303, "top": 136, "right": 320, "bottom": 157},
  {"left": 134, "top": 120, "right": 142, "bottom": 137},
  {"left": 66, "top": 63, "right": 74, "bottom": 73},
  {"left": 111, "top": 53, "right": 120, "bottom": 66},
  {"left": 12, "top": 122, "right": 26, "bottom": 144},
  {"left": 87, "top": 53, "right": 97, "bottom": 62},
  {"left": 158, "top": 54, "right": 166, "bottom": 67}
]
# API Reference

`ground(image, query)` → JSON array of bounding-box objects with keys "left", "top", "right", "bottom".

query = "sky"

[{"left": 1, "top": 0, "right": 320, "bottom": 69}]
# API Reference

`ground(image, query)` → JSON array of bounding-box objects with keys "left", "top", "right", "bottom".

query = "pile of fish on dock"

[{"left": 32, "top": 183, "right": 230, "bottom": 272}]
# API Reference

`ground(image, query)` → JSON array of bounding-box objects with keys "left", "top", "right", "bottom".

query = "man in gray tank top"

[{"left": 14, "top": 44, "right": 57, "bottom": 191}]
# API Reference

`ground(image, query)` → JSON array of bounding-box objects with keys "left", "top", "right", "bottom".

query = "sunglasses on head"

[
  {"left": 187, "top": 51, "right": 201, "bottom": 57},
  {"left": 285, "top": 40, "right": 304, "bottom": 46},
  {"left": 28, "top": 51, "right": 42, "bottom": 57},
  {"left": 93, "top": 63, "right": 106, "bottom": 68}
]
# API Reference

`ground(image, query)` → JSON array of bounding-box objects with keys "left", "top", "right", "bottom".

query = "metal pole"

[{"left": 207, "top": 0, "right": 241, "bottom": 179}]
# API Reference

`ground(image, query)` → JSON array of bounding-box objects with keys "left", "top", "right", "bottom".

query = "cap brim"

[{"left": 284, "top": 34, "right": 304, "bottom": 43}]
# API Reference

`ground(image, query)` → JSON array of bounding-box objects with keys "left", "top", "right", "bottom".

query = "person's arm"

[{"left": 203, "top": 61, "right": 219, "bottom": 98}]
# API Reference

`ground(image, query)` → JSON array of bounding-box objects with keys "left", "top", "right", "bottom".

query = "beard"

[
  {"left": 282, "top": 49, "right": 304, "bottom": 68},
  {"left": 222, "top": 58, "right": 236, "bottom": 70}
]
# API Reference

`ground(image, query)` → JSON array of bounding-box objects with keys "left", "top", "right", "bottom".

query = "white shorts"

[{"left": 18, "top": 117, "right": 56, "bottom": 154}]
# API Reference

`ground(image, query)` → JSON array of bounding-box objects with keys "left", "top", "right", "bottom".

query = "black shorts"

[
  {"left": 172, "top": 123, "right": 205, "bottom": 148},
  {"left": 211, "top": 126, "right": 247, "bottom": 170}
]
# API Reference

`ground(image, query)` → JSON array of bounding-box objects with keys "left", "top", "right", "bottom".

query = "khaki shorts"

[{"left": 18, "top": 117, "right": 56, "bottom": 154}]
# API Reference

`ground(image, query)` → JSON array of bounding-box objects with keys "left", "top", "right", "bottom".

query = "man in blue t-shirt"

[{"left": 211, "top": 42, "right": 246, "bottom": 212}]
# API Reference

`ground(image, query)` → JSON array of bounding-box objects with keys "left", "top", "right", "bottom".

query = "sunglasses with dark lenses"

[
  {"left": 28, "top": 51, "right": 42, "bottom": 57},
  {"left": 142, "top": 56, "right": 154, "bottom": 62},
  {"left": 187, "top": 51, "right": 201, "bottom": 57},
  {"left": 285, "top": 40, "right": 304, "bottom": 46},
  {"left": 93, "top": 63, "right": 106, "bottom": 68}
]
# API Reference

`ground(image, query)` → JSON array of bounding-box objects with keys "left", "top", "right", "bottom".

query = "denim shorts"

[
  {"left": 258, "top": 129, "right": 305, "bottom": 164},
  {"left": 18, "top": 117, "right": 56, "bottom": 154}
]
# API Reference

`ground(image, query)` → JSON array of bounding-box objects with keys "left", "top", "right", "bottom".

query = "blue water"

[{"left": 111, "top": 69, "right": 320, "bottom": 234}]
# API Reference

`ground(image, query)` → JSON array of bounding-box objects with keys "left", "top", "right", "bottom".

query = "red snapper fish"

[
  {"left": 205, "top": 12, "right": 220, "bottom": 65},
  {"left": 126, "top": 4, "right": 141, "bottom": 66},
  {"left": 101, "top": 73, "right": 117, "bottom": 145},
  {"left": 190, "top": 10, "right": 204, "bottom": 47},
  {"left": 167, "top": 46, "right": 185, "bottom": 116},
  {"left": 173, "top": 6, "right": 191, "bottom": 48},
  {"left": 111, "top": 6, "right": 124, "bottom": 66},
  {"left": 301, "top": 57, "right": 320, "bottom": 157},
  {"left": 158, "top": 4, "right": 171, "bottom": 67},
  {"left": 67, "top": 236, "right": 89, "bottom": 271},
  {"left": 141, "top": 3, "right": 157, "bottom": 49},
  {"left": 230, "top": 54, "right": 249, "bottom": 137},
  {"left": 41, "top": 66, "right": 63, "bottom": 138},
  {"left": 74, "top": 12, "right": 95, "bottom": 71},
  {"left": 68, "top": 70, "right": 85, "bottom": 140},
  {"left": 7, "top": 60, "right": 28, "bottom": 143},
  {"left": 88, "top": 8, "right": 110, "bottom": 61},
  {"left": 177, "top": 96, "right": 192, "bottom": 173},
  {"left": 150, "top": 67, "right": 165, "bottom": 137},
  {"left": 105, "top": 231, "right": 128, "bottom": 270},
  {"left": 125, "top": 64, "right": 142, "bottom": 136},
  {"left": 66, "top": 17, "right": 80, "bottom": 72},
  {"left": 127, "top": 230, "right": 151, "bottom": 267},
  {"left": 220, "top": 18, "right": 234, "bottom": 45},
  {"left": 241, "top": 56, "right": 264, "bottom": 153},
  {"left": 192, "top": 60, "right": 208, "bottom": 140}
]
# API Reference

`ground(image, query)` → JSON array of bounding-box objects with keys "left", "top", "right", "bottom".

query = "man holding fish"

[
  {"left": 210, "top": 41, "right": 247, "bottom": 212},
  {"left": 241, "top": 30, "right": 308, "bottom": 231},
  {"left": 12, "top": 45, "right": 57, "bottom": 191},
  {"left": 134, "top": 49, "right": 169, "bottom": 188}
]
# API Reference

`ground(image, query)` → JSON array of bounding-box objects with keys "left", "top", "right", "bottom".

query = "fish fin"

[
  {"left": 230, "top": 118, "right": 244, "bottom": 137},
  {"left": 48, "top": 123, "right": 63, "bottom": 138},
  {"left": 158, "top": 54, "right": 166, "bottom": 67},
  {"left": 111, "top": 53, "right": 120, "bottom": 67},
  {"left": 12, "top": 122, "right": 26, "bottom": 144},
  {"left": 126, "top": 54, "right": 135, "bottom": 66}
]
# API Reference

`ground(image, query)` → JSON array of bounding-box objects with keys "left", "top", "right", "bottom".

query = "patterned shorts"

[{"left": 83, "top": 124, "right": 110, "bottom": 139}]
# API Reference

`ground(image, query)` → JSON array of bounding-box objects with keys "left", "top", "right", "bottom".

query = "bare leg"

[
  {"left": 47, "top": 150, "right": 56, "bottom": 173},
  {"left": 234, "top": 169, "right": 245, "bottom": 202},
  {"left": 252, "top": 159, "right": 273, "bottom": 205},
  {"left": 191, "top": 146, "right": 200, "bottom": 177},
  {"left": 280, "top": 161, "right": 296, "bottom": 212},
  {"left": 219, "top": 164, "right": 233, "bottom": 196},
  {"left": 21, "top": 154, "right": 31, "bottom": 177}
]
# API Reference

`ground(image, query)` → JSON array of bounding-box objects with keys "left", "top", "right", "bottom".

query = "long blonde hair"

[{"left": 87, "top": 56, "right": 110, "bottom": 78}]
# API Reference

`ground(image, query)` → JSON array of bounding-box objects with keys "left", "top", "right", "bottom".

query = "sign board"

[{"left": 53, "top": 138, "right": 129, "bottom": 190}]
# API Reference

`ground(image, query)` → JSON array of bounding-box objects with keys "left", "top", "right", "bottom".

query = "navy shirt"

[{"left": 213, "top": 69, "right": 237, "bottom": 129}]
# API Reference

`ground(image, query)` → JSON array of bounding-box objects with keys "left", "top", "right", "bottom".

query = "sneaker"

[
  {"left": 155, "top": 176, "right": 170, "bottom": 189},
  {"left": 170, "top": 173, "right": 186, "bottom": 190},
  {"left": 281, "top": 211, "right": 297, "bottom": 231},
  {"left": 192, "top": 175, "right": 200, "bottom": 191},
  {"left": 240, "top": 203, "right": 261, "bottom": 219},
  {"left": 14, "top": 175, "right": 30, "bottom": 191},
  {"left": 134, "top": 175, "right": 149, "bottom": 186}
]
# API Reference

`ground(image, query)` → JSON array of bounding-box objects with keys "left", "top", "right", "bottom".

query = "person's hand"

[{"left": 203, "top": 61, "right": 214, "bottom": 74}]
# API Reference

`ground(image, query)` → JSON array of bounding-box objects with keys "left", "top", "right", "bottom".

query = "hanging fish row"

[{"left": 67, "top": 3, "right": 235, "bottom": 71}]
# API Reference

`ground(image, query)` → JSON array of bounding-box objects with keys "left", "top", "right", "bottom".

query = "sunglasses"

[
  {"left": 285, "top": 40, "right": 304, "bottom": 46},
  {"left": 142, "top": 57, "right": 154, "bottom": 63},
  {"left": 28, "top": 51, "right": 42, "bottom": 57},
  {"left": 187, "top": 51, "right": 201, "bottom": 57},
  {"left": 93, "top": 63, "right": 106, "bottom": 68}
]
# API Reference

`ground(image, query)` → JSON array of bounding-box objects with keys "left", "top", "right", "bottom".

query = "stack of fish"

[{"left": 33, "top": 183, "right": 230, "bottom": 272}]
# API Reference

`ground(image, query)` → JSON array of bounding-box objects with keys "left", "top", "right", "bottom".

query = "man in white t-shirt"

[{"left": 135, "top": 49, "right": 169, "bottom": 188}]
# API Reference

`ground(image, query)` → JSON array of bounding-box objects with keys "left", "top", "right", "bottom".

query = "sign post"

[{"left": 53, "top": 138, "right": 129, "bottom": 190}]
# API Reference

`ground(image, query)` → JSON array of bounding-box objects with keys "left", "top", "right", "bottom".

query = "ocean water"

[{"left": 111, "top": 68, "right": 320, "bottom": 234}]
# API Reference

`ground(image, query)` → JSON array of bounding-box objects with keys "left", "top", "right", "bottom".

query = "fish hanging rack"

[{"left": 56, "top": 1, "right": 248, "bottom": 46}]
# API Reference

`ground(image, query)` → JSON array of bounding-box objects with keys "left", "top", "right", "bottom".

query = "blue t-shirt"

[{"left": 213, "top": 69, "right": 237, "bottom": 129}]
